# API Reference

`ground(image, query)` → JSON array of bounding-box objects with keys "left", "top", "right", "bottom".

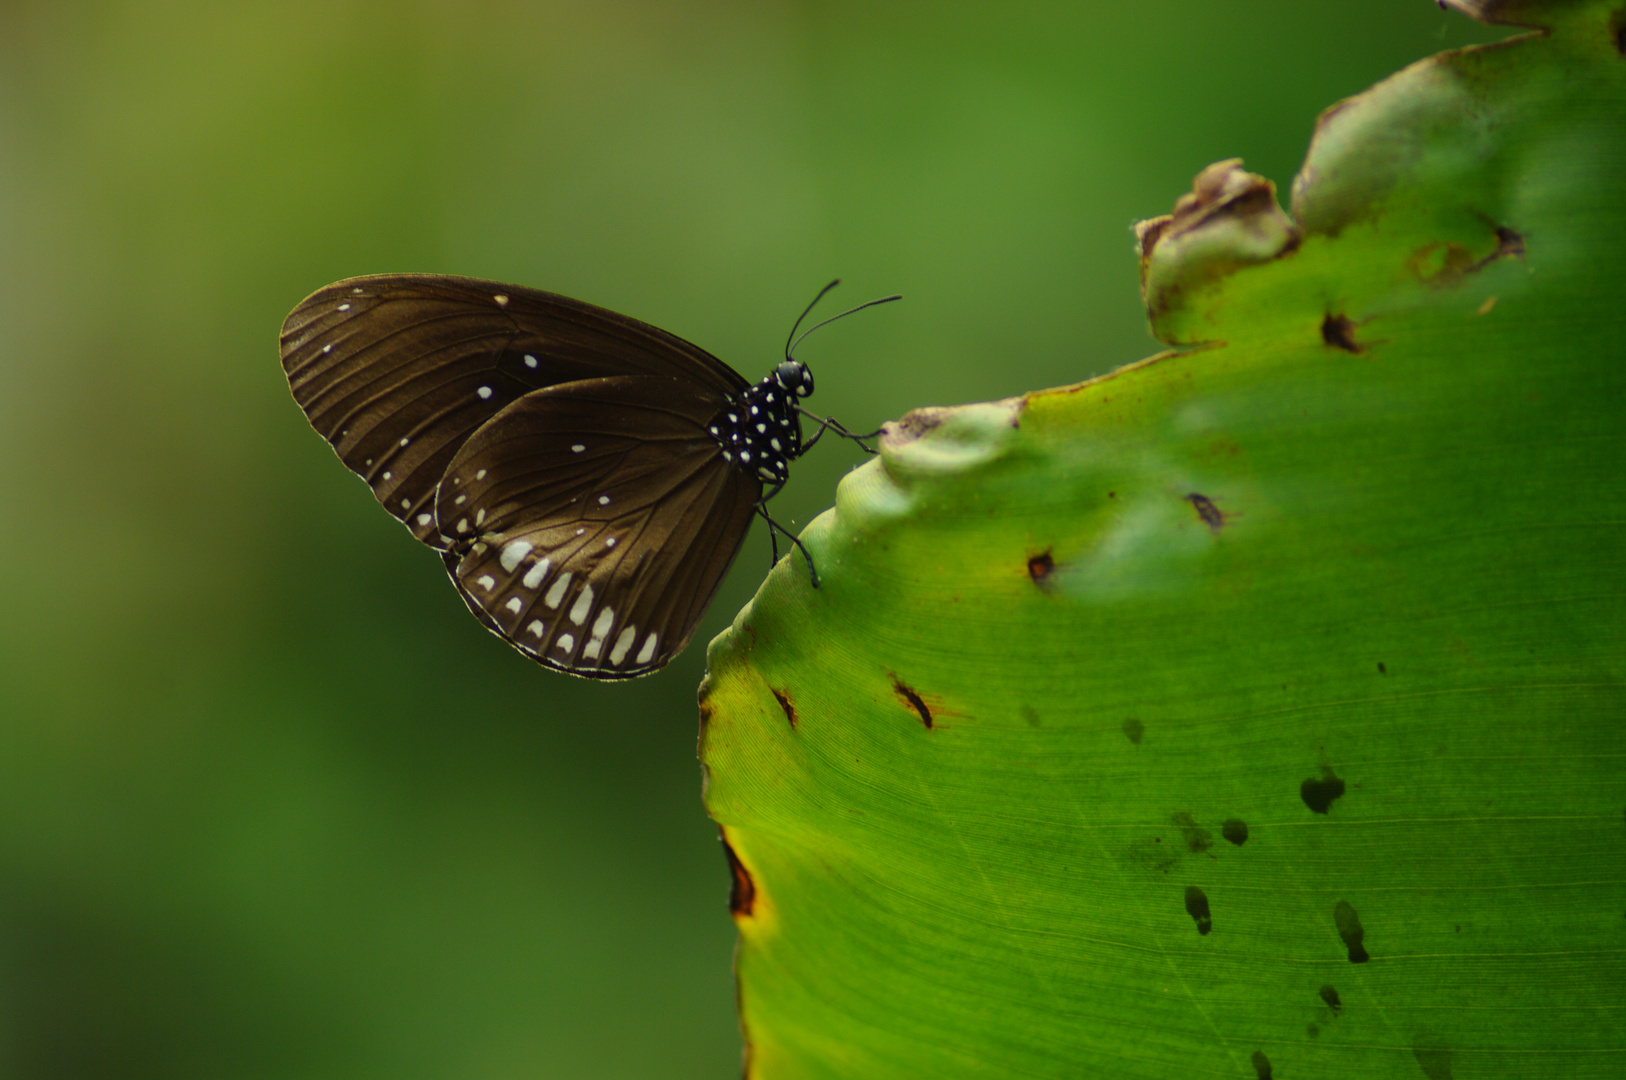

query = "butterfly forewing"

[
  {"left": 279, "top": 274, "right": 748, "bottom": 546},
  {"left": 435, "top": 376, "right": 760, "bottom": 677}
]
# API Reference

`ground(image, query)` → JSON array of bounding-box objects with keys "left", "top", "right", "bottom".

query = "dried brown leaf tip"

[
  {"left": 1135, "top": 159, "right": 1300, "bottom": 294},
  {"left": 1436, "top": 0, "right": 1560, "bottom": 30}
]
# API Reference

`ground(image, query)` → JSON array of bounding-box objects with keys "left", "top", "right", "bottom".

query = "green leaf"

[{"left": 700, "top": 2, "right": 1626, "bottom": 1076}]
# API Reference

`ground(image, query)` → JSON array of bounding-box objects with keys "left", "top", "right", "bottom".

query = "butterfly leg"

[
  {"left": 755, "top": 499, "right": 820, "bottom": 589},
  {"left": 757, "top": 482, "right": 786, "bottom": 568},
  {"left": 798, "top": 409, "right": 883, "bottom": 454}
]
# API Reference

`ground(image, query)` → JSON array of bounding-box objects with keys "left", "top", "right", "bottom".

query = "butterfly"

[{"left": 279, "top": 274, "right": 895, "bottom": 679}]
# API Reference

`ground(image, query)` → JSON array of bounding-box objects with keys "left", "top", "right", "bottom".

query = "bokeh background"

[{"left": 0, "top": 3, "right": 1505, "bottom": 1078}]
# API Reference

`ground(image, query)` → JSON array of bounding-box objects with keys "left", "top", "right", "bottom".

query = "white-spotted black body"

[{"left": 709, "top": 359, "right": 813, "bottom": 484}]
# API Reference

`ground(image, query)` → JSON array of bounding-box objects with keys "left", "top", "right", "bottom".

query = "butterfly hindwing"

[
  {"left": 435, "top": 376, "right": 762, "bottom": 678},
  {"left": 279, "top": 274, "right": 748, "bottom": 546}
]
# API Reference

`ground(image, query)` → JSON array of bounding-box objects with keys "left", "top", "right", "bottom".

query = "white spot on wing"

[
  {"left": 500, "top": 541, "right": 533, "bottom": 572},
  {"left": 456, "top": 518, "right": 469, "bottom": 533},
  {"left": 382, "top": 471, "right": 392, "bottom": 480},
  {"left": 610, "top": 626, "right": 638, "bottom": 665},
  {"left": 571, "top": 444, "right": 585, "bottom": 453},
  {"left": 417, "top": 513, "right": 432, "bottom": 526},
  {"left": 400, "top": 498, "right": 411, "bottom": 508},
  {"left": 475, "top": 469, "right": 486, "bottom": 480},
  {"left": 322, "top": 344, "right": 332, "bottom": 354},
  {"left": 605, "top": 537, "right": 616, "bottom": 547},
  {"left": 400, "top": 437, "right": 410, "bottom": 446},
  {"left": 527, "top": 619, "right": 546, "bottom": 637},
  {"left": 477, "top": 386, "right": 493, "bottom": 400},
  {"left": 524, "top": 354, "right": 537, "bottom": 368},
  {"left": 544, "top": 572, "right": 572, "bottom": 608},
  {"left": 636, "top": 633, "right": 658, "bottom": 666},
  {"left": 597, "top": 495, "right": 610, "bottom": 505},
  {"left": 556, "top": 633, "right": 573, "bottom": 652},
  {"left": 522, "top": 557, "right": 552, "bottom": 589},
  {"left": 504, "top": 597, "right": 523, "bottom": 614},
  {"left": 476, "top": 575, "right": 496, "bottom": 591},
  {"left": 493, "top": 294, "right": 509, "bottom": 306},
  {"left": 568, "top": 584, "right": 595, "bottom": 625},
  {"left": 584, "top": 607, "right": 615, "bottom": 660},
  {"left": 454, "top": 495, "right": 466, "bottom": 505},
  {"left": 337, "top": 303, "right": 350, "bottom": 311},
  {"left": 475, "top": 508, "right": 485, "bottom": 525}
]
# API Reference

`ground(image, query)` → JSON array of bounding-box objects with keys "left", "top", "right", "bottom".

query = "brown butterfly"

[{"left": 280, "top": 274, "right": 894, "bottom": 678}]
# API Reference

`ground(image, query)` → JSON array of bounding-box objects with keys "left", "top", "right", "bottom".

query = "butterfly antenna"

[
  {"left": 787, "top": 289, "right": 902, "bottom": 359},
  {"left": 785, "top": 279, "right": 844, "bottom": 358}
]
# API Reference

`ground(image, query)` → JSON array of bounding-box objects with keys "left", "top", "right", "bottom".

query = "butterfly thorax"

[{"left": 709, "top": 360, "right": 813, "bottom": 485}]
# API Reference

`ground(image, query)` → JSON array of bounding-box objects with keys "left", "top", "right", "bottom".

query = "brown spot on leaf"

[
  {"left": 1406, "top": 240, "right": 1478, "bottom": 284},
  {"left": 1222, "top": 818, "right": 1249, "bottom": 846},
  {"left": 891, "top": 676, "right": 933, "bottom": 729},
  {"left": 1028, "top": 550, "right": 1056, "bottom": 592},
  {"left": 771, "top": 688, "right": 796, "bottom": 729},
  {"left": 1302, "top": 765, "right": 1346, "bottom": 814},
  {"left": 1251, "top": 1050, "right": 1273, "bottom": 1080},
  {"left": 1184, "top": 886, "right": 1212, "bottom": 935},
  {"left": 1173, "top": 812, "right": 1213, "bottom": 853},
  {"left": 1334, "top": 900, "right": 1370, "bottom": 963},
  {"left": 1319, "top": 984, "right": 1342, "bottom": 1011},
  {"left": 722, "top": 834, "right": 755, "bottom": 917},
  {"left": 1492, "top": 224, "right": 1525, "bottom": 260},
  {"left": 884, "top": 410, "right": 943, "bottom": 443},
  {"left": 1378, "top": 661, "right": 1387, "bottom": 675},
  {"left": 1123, "top": 718, "right": 1144, "bottom": 745},
  {"left": 1322, "top": 312, "right": 1362, "bottom": 352},
  {"left": 1185, "top": 492, "right": 1226, "bottom": 532}
]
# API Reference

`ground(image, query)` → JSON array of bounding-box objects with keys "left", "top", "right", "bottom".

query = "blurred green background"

[{"left": 0, "top": 3, "right": 1506, "bottom": 1078}]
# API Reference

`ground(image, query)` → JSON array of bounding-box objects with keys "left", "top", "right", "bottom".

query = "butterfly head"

[{"left": 774, "top": 359, "right": 814, "bottom": 399}]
